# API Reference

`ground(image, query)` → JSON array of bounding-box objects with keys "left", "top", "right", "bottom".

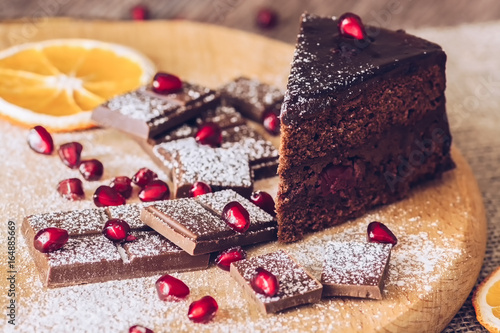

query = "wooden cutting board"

[{"left": 0, "top": 19, "right": 486, "bottom": 332}]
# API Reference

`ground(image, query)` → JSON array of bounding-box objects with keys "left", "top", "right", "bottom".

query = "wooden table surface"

[{"left": 1, "top": 0, "right": 500, "bottom": 43}]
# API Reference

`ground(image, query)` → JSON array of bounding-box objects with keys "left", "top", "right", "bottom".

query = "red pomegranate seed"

[
  {"left": 139, "top": 179, "right": 170, "bottom": 202},
  {"left": 131, "top": 5, "right": 149, "bottom": 20},
  {"left": 110, "top": 176, "right": 133, "bottom": 199},
  {"left": 102, "top": 219, "right": 132, "bottom": 242},
  {"left": 34, "top": 227, "right": 69, "bottom": 253},
  {"left": 79, "top": 159, "right": 104, "bottom": 181},
  {"left": 27, "top": 125, "right": 54, "bottom": 155},
  {"left": 152, "top": 72, "right": 182, "bottom": 95},
  {"left": 132, "top": 167, "right": 158, "bottom": 187},
  {"left": 189, "top": 181, "right": 212, "bottom": 197},
  {"left": 222, "top": 201, "right": 250, "bottom": 233},
  {"left": 338, "top": 12, "right": 366, "bottom": 40},
  {"left": 251, "top": 267, "right": 279, "bottom": 297},
  {"left": 367, "top": 221, "right": 398, "bottom": 246},
  {"left": 256, "top": 8, "right": 278, "bottom": 29},
  {"left": 215, "top": 247, "right": 247, "bottom": 271},
  {"left": 250, "top": 191, "right": 276, "bottom": 217},
  {"left": 262, "top": 110, "right": 280, "bottom": 136},
  {"left": 318, "top": 164, "right": 354, "bottom": 196},
  {"left": 155, "top": 274, "right": 190, "bottom": 301},
  {"left": 188, "top": 296, "right": 218, "bottom": 323},
  {"left": 93, "top": 185, "right": 126, "bottom": 207},
  {"left": 57, "top": 178, "right": 84, "bottom": 200},
  {"left": 129, "top": 325, "right": 154, "bottom": 333},
  {"left": 195, "top": 122, "right": 222, "bottom": 147},
  {"left": 58, "top": 142, "right": 83, "bottom": 169}
]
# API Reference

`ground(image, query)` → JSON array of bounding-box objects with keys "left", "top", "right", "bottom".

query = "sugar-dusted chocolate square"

[
  {"left": 321, "top": 241, "right": 392, "bottom": 299},
  {"left": 140, "top": 190, "right": 277, "bottom": 255},
  {"left": 221, "top": 76, "right": 283, "bottom": 122},
  {"left": 91, "top": 83, "right": 219, "bottom": 139},
  {"left": 22, "top": 205, "right": 209, "bottom": 288},
  {"left": 230, "top": 250, "right": 323, "bottom": 313}
]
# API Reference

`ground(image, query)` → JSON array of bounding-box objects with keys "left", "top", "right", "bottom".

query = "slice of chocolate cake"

[{"left": 277, "top": 13, "right": 454, "bottom": 242}]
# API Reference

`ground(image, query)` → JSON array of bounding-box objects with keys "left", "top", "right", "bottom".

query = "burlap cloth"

[{"left": 415, "top": 21, "right": 500, "bottom": 332}]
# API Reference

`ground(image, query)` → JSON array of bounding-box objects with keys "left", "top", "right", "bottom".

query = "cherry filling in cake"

[{"left": 277, "top": 13, "right": 454, "bottom": 242}]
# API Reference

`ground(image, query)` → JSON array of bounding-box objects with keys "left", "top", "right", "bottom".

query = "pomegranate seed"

[
  {"left": 249, "top": 191, "right": 276, "bottom": 217},
  {"left": 338, "top": 12, "right": 366, "bottom": 40},
  {"left": 27, "top": 125, "right": 53, "bottom": 154},
  {"left": 126, "top": 235, "right": 137, "bottom": 242},
  {"left": 138, "top": 179, "right": 170, "bottom": 202},
  {"left": 215, "top": 247, "right": 247, "bottom": 271},
  {"left": 110, "top": 176, "right": 133, "bottom": 199},
  {"left": 188, "top": 296, "right": 218, "bottom": 323},
  {"left": 262, "top": 110, "right": 280, "bottom": 136},
  {"left": 189, "top": 181, "right": 212, "bottom": 197},
  {"left": 93, "top": 185, "right": 126, "bottom": 207},
  {"left": 102, "top": 219, "right": 132, "bottom": 242},
  {"left": 57, "top": 178, "right": 84, "bottom": 200},
  {"left": 79, "top": 159, "right": 104, "bottom": 181},
  {"left": 251, "top": 267, "right": 279, "bottom": 297},
  {"left": 132, "top": 167, "right": 158, "bottom": 187},
  {"left": 318, "top": 164, "right": 354, "bottom": 196},
  {"left": 34, "top": 227, "right": 69, "bottom": 253},
  {"left": 256, "top": 8, "right": 278, "bottom": 29},
  {"left": 195, "top": 122, "right": 222, "bottom": 147},
  {"left": 129, "top": 325, "right": 154, "bottom": 333},
  {"left": 152, "top": 72, "right": 182, "bottom": 95},
  {"left": 155, "top": 274, "right": 190, "bottom": 301},
  {"left": 58, "top": 142, "right": 83, "bottom": 169},
  {"left": 222, "top": 201, "right": 250, "bottom": 233},
  {"left": 131, "top": 5, "right": 148, "bottom": 20},
  {"left": 367, "top": 221, "right": 398, "bottom": 246}
]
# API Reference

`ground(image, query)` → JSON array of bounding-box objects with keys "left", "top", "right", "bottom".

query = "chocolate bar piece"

[
  {"left": 21, "top": 205, "right": 209, "bottom": 288},
  {"left": 91, "top": 83, "right": 219, "bottom": 139},
  {"left": 153, "top": 137, "right": 253, "bottom": 198},
  {"left": 221, "top": 77, "right": 283, "bottom": 122},
  {"left": 230, "top": 250, "right": 323, "bottom": 313},
  {"left": 142, "top": 106, "right": 279, "bottom": 181},
  {"left": 321, "top": 241, "right": 392, "bottom": 299},
  {"left": 140, "top": 190, "right": 277, "bottom": 255}
]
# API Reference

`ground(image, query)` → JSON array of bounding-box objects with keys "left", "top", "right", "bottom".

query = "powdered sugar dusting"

[
  {"left": 26, "top": 208, "right": 108, "bottom": 236},
  {"left": 48, "top": 236, "right": 121, "bottom": 266}
]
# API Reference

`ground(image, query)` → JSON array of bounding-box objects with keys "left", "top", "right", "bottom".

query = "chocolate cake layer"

[
  {"left": 21, "top": 205, "right": 209, "bottom": 288},
  {"left": 277, "top": 13, "right": 454, "bottom": 242},
  {"left": 140, "top": 190, "right": 277, "bottom": 255},
  {"left": 230, "top": 250, "right": 323, "bottom": 313},
  {"left": 321, "top": 241, "right": 392, "bottom": 299},
  {"left": 91, "top": 83, "right": 219, "bottom": 139}
]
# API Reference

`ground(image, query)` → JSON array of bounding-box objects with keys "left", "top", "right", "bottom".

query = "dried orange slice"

[
  {"left": 473, "top": 266, "right": 500, "bottom": 332},
  {"left": 0, "top": 39, "right": 155, "bottom": 131}
]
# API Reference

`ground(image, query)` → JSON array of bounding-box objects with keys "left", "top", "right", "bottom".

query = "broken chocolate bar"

[
  {"left": 153, "top": 137, "right": 253, "bottom": 198},
  {"left": 230, "top": 250, "right": 323, "bottom": 313},
  {"left": 221, "top": 77, "right": 283, "bottom": 122},
  {"left": 321, "top": 241, "right": 392, "bottom": 299},
  {"left": 140, "top": 190, "right": 277, "bottom": 255},
  {"left": 91, "top": 83, "right": 219, "bottom": 139},
  {"left": 21, "top": 205, "right": 209, "bottom": 288}
]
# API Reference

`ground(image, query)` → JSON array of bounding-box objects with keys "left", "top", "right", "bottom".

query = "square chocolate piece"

[
  {"left": 153, "top": 137, "right": 253, "bottom": 198},
  {"left": 230, "top": 250, "right": 323, "bottom": 313},
  {"left": 21, "top": 205, "right": 209, "bottom": 288},
  {"left": 321, "top": 241, "right": 392, "bottom": 299},
  {"left": 91, "top": 83, "right": 219, "bottom": 139},
  {"left": 140, "top": 190, "right": 277, "bottom": 255}
]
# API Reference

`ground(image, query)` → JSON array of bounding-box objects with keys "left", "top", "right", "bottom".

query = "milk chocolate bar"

[
  {"left": 91, "top": 83, "right": 219, "bottom": 139},
  {"left": 140, "top": 190, "right": 277, "bottom": 255},
  {"left": 21, "top": 205, "right": 210, "bottom": 288},
  {"left": 153, "top": 137, "right": 253, "bottom": 198},
  {"left": 321, "top": 241, "right": 392, "bottom": 299},
  {"left": 221, "top": 77, "right": 283, "bottom": 122},
  {"left": 230, "top": 250, "right": 323, "bottom": 313}
]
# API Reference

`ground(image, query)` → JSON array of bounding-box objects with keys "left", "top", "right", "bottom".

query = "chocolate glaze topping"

[{"left": 281, "top": 13, "right": 445, "bottom": 126}]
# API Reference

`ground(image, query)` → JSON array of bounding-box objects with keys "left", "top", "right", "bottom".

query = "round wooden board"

[{"left": 0, "top": 19, "right": 487, "bottom": 332}]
